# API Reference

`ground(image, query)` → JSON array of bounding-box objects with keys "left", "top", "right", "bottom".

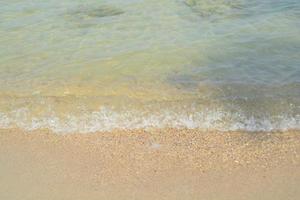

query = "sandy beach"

[
  {"left": 1, "top": 0, "right": 300, "bottom": 199},
  {"left": 1, "top": 129, "right": 300, "bottom": 200}
]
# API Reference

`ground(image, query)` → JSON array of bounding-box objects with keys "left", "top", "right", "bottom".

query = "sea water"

[{"left": 0, "top": 0, "right": 299, "bottom": 133}]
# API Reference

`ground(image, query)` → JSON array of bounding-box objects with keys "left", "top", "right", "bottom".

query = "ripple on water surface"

[{"left": 0, "top": 0, "right": 299, "bottom": 133}]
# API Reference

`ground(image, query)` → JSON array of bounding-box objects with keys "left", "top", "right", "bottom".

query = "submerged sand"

[{"left": 0, "top": 128, "right": 300, "bottom": 200}]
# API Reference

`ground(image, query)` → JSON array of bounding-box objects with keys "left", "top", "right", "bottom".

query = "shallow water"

[{"left": 0, "top": 0, "right": 299, "bottom": 133}]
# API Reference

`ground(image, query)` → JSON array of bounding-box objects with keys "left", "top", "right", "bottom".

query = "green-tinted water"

[{"left": 0, "top": 0, "right": 299, "bottom": 133}]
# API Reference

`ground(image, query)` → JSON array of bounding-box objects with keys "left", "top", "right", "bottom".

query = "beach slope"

[{"left": 1, "top": 129, "right": 300, "bottom": 200}]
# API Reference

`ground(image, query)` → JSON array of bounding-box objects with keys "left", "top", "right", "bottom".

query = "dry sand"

[{"left": 0, "top": 128, "right": 300, "bottom": 200}]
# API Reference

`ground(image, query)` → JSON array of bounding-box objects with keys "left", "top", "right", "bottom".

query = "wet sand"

[{"left": 0, "top": 128, "right": 300, "bottom": 200}]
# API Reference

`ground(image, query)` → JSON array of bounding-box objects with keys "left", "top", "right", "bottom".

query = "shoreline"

[{"left": 1, "top": 128, "right": 300, "bottom": 199}]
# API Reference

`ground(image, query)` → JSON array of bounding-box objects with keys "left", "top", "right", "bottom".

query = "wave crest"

[{"left": 0, "top": 106, "right": 299, "bottom": 134}]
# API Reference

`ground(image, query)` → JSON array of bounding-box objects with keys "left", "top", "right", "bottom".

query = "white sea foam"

[{"left": 0, "top": 107, "right": 299, "bottom": 134}]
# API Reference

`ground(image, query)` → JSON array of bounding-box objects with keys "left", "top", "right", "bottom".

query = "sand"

[{"left": 0, "top": 128, "right": 300, "bottom": 200}]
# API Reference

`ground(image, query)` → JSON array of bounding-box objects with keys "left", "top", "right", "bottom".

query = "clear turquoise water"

[{"left": 0, "top": 0, "right": 299, "bottom": 133}]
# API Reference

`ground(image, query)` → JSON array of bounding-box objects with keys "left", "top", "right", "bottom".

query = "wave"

[{"left": 0, "top": 106, "right": 299, "bottom": 134}]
